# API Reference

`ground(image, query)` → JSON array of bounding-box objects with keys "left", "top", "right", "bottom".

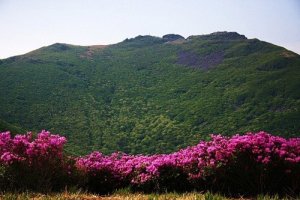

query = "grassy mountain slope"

[{"left": 0, "top": 32, "right": 299, "bottom": 155}]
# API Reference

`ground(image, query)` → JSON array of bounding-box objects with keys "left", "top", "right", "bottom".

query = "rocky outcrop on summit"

[
  {"left": 188, "top": 32, "right": 247, "bottom": 41},
  {"left": 163, "top": 34, "right": 185, "bottom": 42}
]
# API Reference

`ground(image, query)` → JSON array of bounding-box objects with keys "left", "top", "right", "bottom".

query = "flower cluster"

[
  {"left": 1, "top": 130, "right": 299, "bottom": 194},
  {"left": 76, "top": 131, "right": 300, "bottom": 186},
  {"left": 0, "top": 130, "right": 66, "bottom": 165}
]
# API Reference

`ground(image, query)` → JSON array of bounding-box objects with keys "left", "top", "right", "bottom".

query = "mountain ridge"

[{"left": 2, "top": 31, "right": 298, "bottom": 60}]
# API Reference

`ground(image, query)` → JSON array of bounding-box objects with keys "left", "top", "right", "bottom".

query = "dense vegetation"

[
  {"left": 0, "top": 131, "right": 299, "bottom": 197},
  {"left": 0, "top": 32, "right": 299, "bottom": 155}
]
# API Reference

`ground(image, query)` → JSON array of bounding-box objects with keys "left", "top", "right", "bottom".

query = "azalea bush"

[
  {"left": 76, "top": 131, "right": 300, "bottom": 195},
  {"left": 209, "top": 133, "right": 300, "bottom": 195},
  {"left": 0, "top": 130, "right": 70, "bottom": 191},
  {"left": 75, "top": 151, "right": 126, "bottom": 194},
  {"left": 0, "top": 130, "right": 299, "bottom": 195}
]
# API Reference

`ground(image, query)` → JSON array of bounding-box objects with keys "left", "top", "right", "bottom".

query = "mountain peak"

[
  {"left": 47, "top": 43, "right": 72, "bottom": 51},
  {"left": 188, "top": 31, "right": 247, "bottom": 41},
  {"left": 162, "top": 34, "right": 185, "bottom": 42},
  {"left": 121, "top": 35, "right": 164, "bottom": 47}
]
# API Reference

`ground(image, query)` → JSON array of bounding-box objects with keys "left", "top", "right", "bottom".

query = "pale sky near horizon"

[{"left": 0, "top": 0, "right": 300, "bottom": 59}]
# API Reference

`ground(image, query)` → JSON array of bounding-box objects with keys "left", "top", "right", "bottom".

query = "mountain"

[{"left": 0, "top": 32, "right": 299, "bottom": 155}]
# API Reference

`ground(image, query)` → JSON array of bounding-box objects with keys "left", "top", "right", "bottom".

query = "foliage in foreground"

[{"left": 0, "top": 131, "right": 299, "bottom": 197}]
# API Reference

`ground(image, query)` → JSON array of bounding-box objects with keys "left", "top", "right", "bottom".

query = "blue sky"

[{"left": 0, "top": 0, "right": 299, "bottom": 58}]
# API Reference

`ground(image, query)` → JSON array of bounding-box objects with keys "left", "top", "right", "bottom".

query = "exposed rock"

[
  {"left": 188, "top": 32, "right": 247, "bottom": 41},
  {"left": 162, "top": 34, "right": 185, "bottom": 42},
  {"left": 178, "top": 51, "right": 224, "bottom": 70},
  {"left": 281, "top": 50, "right": 298, "bottom": 58}
]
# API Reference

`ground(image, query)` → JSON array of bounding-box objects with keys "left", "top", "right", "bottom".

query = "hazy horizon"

[{"left": 1, "top": 0, "right": 300, "bottom": 59}]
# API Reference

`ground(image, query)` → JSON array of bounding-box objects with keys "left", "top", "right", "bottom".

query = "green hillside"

[
  {"left": 0, "top": 119, "right": 24, "bottom": 134},
  {"left": 0, "top": 32, "right": 299, "bottom": 155}
]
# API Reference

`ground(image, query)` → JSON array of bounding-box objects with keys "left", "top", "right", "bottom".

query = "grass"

[{"left": 0, "top": 191, "right": 297, "bottom": 200}]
